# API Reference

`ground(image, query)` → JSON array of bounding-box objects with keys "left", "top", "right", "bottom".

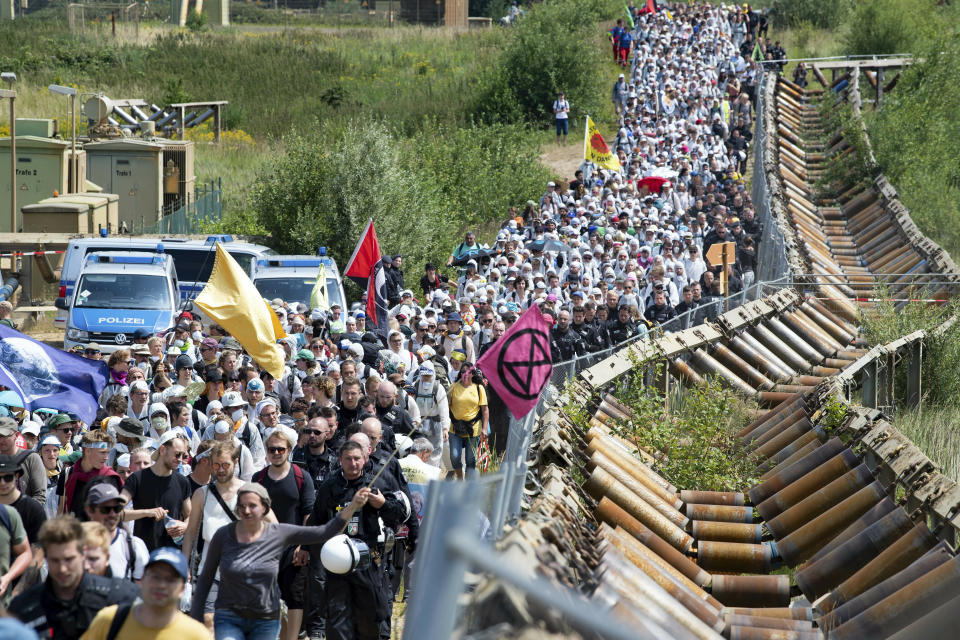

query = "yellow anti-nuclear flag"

[
  {"left": 584, "top": 115, "right": 622, "bottom": 172},
  {"left": 194, "top": 243, "right": 287, "bottom": 378}
]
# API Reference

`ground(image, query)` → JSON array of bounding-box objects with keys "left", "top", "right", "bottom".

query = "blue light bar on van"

[
  {"left": 205, "top": 235, "right": 234, "bottom": 244},
  {"left": 89, "top": 254, "right": 159, "bottom": 265},
  {"left": 259, "top": 258, "right": 324, "bottom": 268},
  {"left": 317, "top": 246, "right": 327, "bottom": 256}
]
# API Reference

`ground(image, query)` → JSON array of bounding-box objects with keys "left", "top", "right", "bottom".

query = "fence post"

[
  {"left": 905, "top": 340, "right": 922, "bottom": 408},
  {"left": 862, "top": 360, "right": 878, "bottom": 408}
]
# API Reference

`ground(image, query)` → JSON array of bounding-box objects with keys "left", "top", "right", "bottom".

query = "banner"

[
  {"left": 310, "top": 262, "right": 329, "bottom": 311},
  {"left": 475, "top": 304, "right": 553, "bottom": 419},
  {"left": 365, "top": 259, "right": 389, "bottom": 329},
  {"left": 194, "top": 243, "right": 287, "bottom": 378},
  {"left": 0, "top": 325, "right": 107, "bottom": 425},
  {"left": 343, "top": 219, "right": 382, "bottom": 289},
  {"left": 584, "top": 116, "right": 622, "bottom": 173},
  {"left": 624, "top": 4, "right": 634, "bottom": 28}
]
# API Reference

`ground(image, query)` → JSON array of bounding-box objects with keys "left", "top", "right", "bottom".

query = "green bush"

[
  {"left": 604, "top": 357, "right": 759, "bottom": 491},
  {"left": 186, "top": 9, "right": 209, "bottom": 32},
  {"left": 841, "top": 0, "right": 913, "bottom": 55},
  {"left": 770, "top": 0, "right": 854, "bottom": 29},
  {"left": 250, "top": 119, "right": 551, "bottom": 273},
  {"left": 475, "top": 0, "right": 616, "bottom": 126},
  {"left": 867, "top": 29, "right": 960, "bottom": 261}
]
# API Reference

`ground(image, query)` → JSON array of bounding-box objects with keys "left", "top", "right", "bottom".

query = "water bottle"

[{"left": 164, "top": 515, "right": 184, "bottom": 546}]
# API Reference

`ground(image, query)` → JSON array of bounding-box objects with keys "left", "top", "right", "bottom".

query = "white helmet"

[
  {"left": 395, "top": 435, "right": 414, "bottom": 459},
  {"left": 321, "top": 534, "right": 371, "bottom": 575}
]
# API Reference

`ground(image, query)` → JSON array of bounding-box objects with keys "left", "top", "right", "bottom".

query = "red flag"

[
  {"left": 475, "top": 304, "right": 553, "bottom": 419},
  {"left": 344, "top": 219, "right": 382, "bottom": 289},
  {"left": 365, "top": 259, "right": 389, "bottom": 329}
]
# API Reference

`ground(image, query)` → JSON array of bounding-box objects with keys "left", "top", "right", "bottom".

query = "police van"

[
  {"left": 54, "top": 235, "right": 276, "bottom": 330},
  {"left": 58, "top": 249, "right": 181, "bottom": 353},
  {"left": 252, "top": 251, "right": 347, "bottom": 311}
]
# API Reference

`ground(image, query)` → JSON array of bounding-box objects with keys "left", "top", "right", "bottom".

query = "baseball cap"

[
  {"left": 19, "top": 421, "right": 41, "bottom": 437},
  {"left": 86, "top": 483, "right": 123, "bottom": 506},
  {"left": 0, "top": 417, "right": 17, "bottom": 436},
  {"left": 39, "top": 435, "right": 61, "bottom": 449},
  {"left": 246, "top": 378, "right": 265, "bottom": 393},
  {"left": 296, "top": 349, "right": 316, "bottom": 362},
  {"left": 85, "top": 343, "right": 102, "bottom": 353},
  {"left": 145, "top": 547, "right": 189, "bottom": 581},
  {"left": 446, "top": 312, "right": 462, "bottom": 323},
  {"left": 201, "top": 337, "right": 220, "bottom": 350},
  {"left": 221, "top": 391, "right": 246, "bottom": 408}
]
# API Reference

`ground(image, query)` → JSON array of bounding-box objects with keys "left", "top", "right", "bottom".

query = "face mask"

[
  {"left": 192, "top": 331, "right": 203, "bottom": 342},
  {"left": 150, "top": 355, "right": 161, "bottom": 363},
  {"left": 137, "top": 362, "right": 151, "bottom": 375},
  {"left": 174, "top": 340, "right": 184, "bottom": 348},
  {"left": 231, "top": 409, "right": 244, "bottom": 422},
  {"left": 152, "top": 417, "right": 168, "bottom": 431},
  {"left": 418, "top": 380, "right": 435, "bottom": 395}
]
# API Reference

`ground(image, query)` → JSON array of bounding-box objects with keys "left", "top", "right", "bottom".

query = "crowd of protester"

[{"left": 0, "top": 3, "right": 770, "bottom": 640}]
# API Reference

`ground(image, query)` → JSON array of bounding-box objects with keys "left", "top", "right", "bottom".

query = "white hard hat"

[
  {"left": 321, "top": 534, "right": 371, "bottom": 575},
  {"left": 395, "top": 435, "right": 414, "bottom": 459}
]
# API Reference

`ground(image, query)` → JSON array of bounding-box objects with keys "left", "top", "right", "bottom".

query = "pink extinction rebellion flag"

[{"left": 476, "top": 304, "right": 554, "bottom": 419}]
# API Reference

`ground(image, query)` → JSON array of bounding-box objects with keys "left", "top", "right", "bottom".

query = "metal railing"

[{"left": 130, "top": 178, "right": 222, "bottom": 235}]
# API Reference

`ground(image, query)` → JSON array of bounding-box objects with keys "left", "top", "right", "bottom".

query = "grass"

[{"left": 895, "top": 406, "right": 960, "bottom": 483}]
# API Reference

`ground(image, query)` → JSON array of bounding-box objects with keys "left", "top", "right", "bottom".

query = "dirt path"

[{"left": 538, "top": 140, "right": 584, "bottom": 180}]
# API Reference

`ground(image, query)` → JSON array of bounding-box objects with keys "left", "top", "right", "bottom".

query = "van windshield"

[
  {"left": 75, "top": 274, "right": 172, "bottom": 310},
  {"left": 254, "top": 278, "right": 345, "bottom": 309}
]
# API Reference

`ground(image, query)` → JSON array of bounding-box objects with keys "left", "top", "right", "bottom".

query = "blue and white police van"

[
  {"left": 58, "top": 249, "right": 181, "bottom": 354},
  {"left": 252, "top": 251, "right": 347, "bottom": 310},
  {"left": 54, "top": 235, "right": 276, "bottom": 330}
]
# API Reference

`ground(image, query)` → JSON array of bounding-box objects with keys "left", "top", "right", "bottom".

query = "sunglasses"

[
  {"left": 267, "top": 446, "right": 287, "bottom": 454},
  {"left": 96, "top": 504, "right": 124, "bottom": 514},
  {"left": 84, "top": 350, "right": 101, "bottom": 355},
  {"left": 58, "top": 427, "right": 75, "bottom": 433},
  {"left": 172, "top": 452, "right": 189, "bottom": 460},
  {"left": 304, "top": 429, "right": 324, "bottom": 435},
  {"left": 0, "top": 473, "right": 16, "bottom": 483},
  {"left": 310, "top": 345, "right": 323, "bottom": 350}
]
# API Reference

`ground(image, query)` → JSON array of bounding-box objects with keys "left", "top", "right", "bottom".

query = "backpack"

[
  {"left": 106, "top": 603, "right": 133, "bottom": 640},
  {"left": 253, "top": 464, "right": 304, "bottom": 494}
]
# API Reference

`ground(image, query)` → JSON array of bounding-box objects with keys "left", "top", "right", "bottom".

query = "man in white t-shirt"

[
  {"left": 84, "top": 483, "right": 149, "bottom": 582},
  {"left": 553, "top": 91, "right": 570, "bottom": 145}
]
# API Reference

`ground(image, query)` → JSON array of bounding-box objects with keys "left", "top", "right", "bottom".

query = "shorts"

[
  {"left": 279, "top": 559, "right": 308, "bottom": 609},
  {"left": 555, "top": 118, "right": 569, "bottom": 136}
]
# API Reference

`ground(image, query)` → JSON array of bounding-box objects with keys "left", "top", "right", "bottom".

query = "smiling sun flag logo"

[{"left": 585, "top": 116, "right": 621, "bottom": 172}]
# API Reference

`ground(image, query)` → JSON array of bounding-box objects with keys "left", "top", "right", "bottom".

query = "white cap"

[
  {"left": 116, "top": 453, "right": 131, "bottom": 468},
  {"left": 19, "top": 420, "right": 41, "bottom": 437},
  {"left": 214, "top": 420, "right": 233, "bottom": 435},
  {"left": 221, "top": 391, "right": 246, "bottom": 408}
]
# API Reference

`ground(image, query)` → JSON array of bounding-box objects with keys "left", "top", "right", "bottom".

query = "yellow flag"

[
  {"left": 309, "top": 262, "right": 328, "bottom": 310},
  {"left": 194, "top": 243, "right": 287, "bottom": 378},
  {"left": 584, "top": 116, "right": 622, "bottom": 172}
]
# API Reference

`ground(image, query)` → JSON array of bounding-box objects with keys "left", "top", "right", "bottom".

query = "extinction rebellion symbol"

[{"left": 496, "top": 328, "right": 552, "bottom": 400}]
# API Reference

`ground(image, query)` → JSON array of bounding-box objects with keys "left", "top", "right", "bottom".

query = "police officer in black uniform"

[
  {"left": 571, "top": 305, "right": 602, "bottom": 353},
  {"left": 360, "top": 418, "right": 418, "bottom": 610},
  {"left": 293, "top": 412, "right": 341, "bottom": 639},
  {"left": 11, "top": 515, "right": 137, "bottom": 639},
  {"left": 311, "top": 440, "right": 407, "bottom": 640},
  {"left": 373, "top": 381, "right": 410, "bottom": 451},
  {"left": 294, "top": 411, "right": 340, "bottom": 486},
  {"left": 549, "top": 310, "right": 586, "bottom": 362},
  {"left": 607, "top": 303, "right": 640, "bottom": 345}
]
